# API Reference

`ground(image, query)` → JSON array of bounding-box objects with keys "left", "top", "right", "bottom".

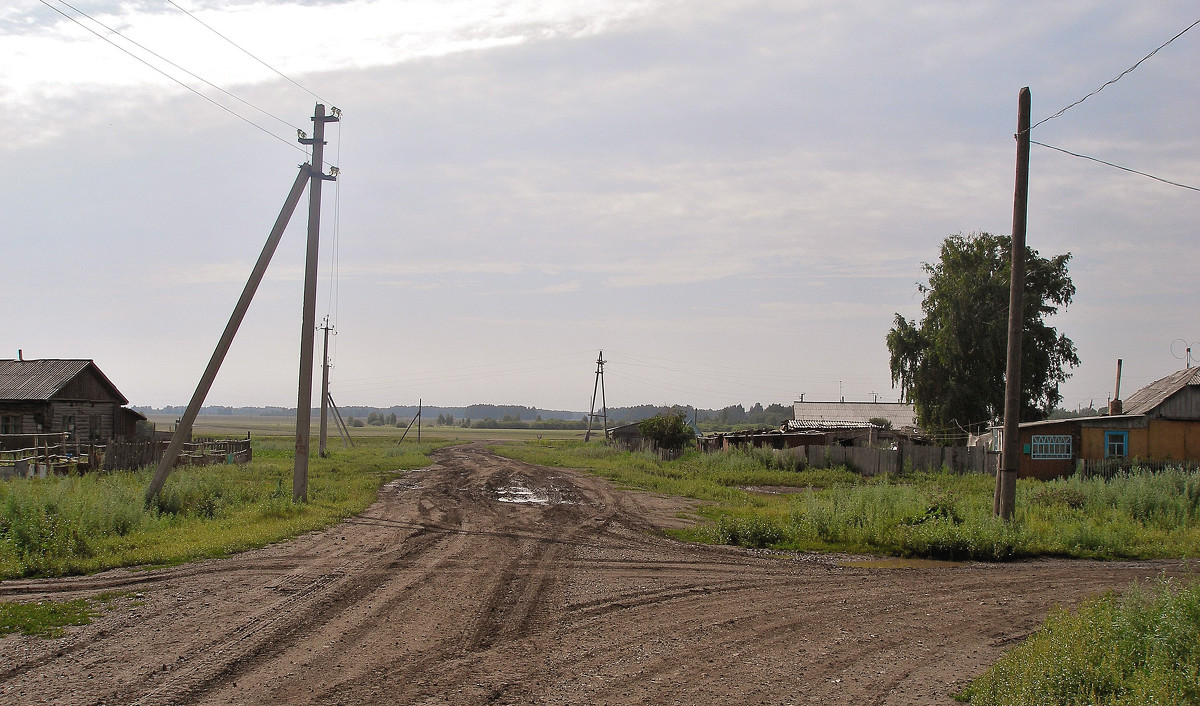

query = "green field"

[{"left": 147, "top": 414, "right": 591, "bottom": 441}]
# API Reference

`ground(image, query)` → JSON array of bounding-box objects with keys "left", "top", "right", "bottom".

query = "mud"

[{"left": 0, "top": 443, "right": 1184, "bottom": 705}]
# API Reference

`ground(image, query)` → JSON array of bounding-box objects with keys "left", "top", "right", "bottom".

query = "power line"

[
  {"left": 52, "top": 0, "right": 304, "bottom": 135},
  {"left": 1030, "top": 16, "right": 1200, "bottom": 131},
  {"left": 1031, "top": 140, "right": 1200, "bottom": 193},
  {"left": 38, "top": 0, "right": 305, "bottom": 155},
  {"left": 165, "top": 0, "right": 329, "bottom": 106}
]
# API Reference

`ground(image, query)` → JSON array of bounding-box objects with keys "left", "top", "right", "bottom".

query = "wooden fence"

[
  {"left": 0, "top": 436, "right": 253, "bottom": 479},
  {"left": 790, "top": 443, "right": 998, "bottom": 476},
  {"left": 1077, "top": 458, "right": 1199, "bottom": 480}
]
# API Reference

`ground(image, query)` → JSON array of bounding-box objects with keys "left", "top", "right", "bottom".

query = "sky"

[{"left": 2, "top": 0, "right": 1198, "bottom": 418}]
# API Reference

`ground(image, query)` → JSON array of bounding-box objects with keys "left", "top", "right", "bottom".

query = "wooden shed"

[
  {"left": 1015, "top": 368, "right": 1200, "bottom": 479},
  {"left": 0, "top": 359, "right": 145, "bottom": 445}
]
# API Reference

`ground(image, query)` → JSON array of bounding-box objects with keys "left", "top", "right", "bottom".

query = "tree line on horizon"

[{"left": 135, "top": 402, "right": 796, "bottom": 432}]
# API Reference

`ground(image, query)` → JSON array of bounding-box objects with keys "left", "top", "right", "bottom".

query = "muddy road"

[{"left": 0, "top": 443, "right": 1181, "bottom": 705}]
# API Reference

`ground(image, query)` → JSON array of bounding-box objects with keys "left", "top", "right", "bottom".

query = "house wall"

[
  {"left": 1152, "top": 386, "right": 1200, "bottom": 420},
  {"left": 1081, "top": 419, "right": 1200, "bottom": 461},
  {"left": 45, "top": 401, "right": 121, "bottom": 442},
  {"left": 0, "top": 402, "right": 55, "bottom": 436},
  {"left": 1018, "top": 421, "right": 1079, "bottom": 480}
]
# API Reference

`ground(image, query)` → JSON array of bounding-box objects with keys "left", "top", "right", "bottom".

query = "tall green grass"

[
  {"left": 958, "top": 575, "right": 1200, "bottom": 705},
  {"left": 0, "top": 438, "right": 444, "bottom": 578},
  {"left": 497, "top": 441, "right": 1200, "bottom": 561}
]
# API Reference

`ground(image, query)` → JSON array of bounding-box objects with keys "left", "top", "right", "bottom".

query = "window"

[
  {"left": 88, "top": 414, "right": 102, "bottom": 442},
  {"left": 62, "top": 415, "right": 75, "bottom": 440},
  {"left": 0, "top": 415, "right": 19, "bottom": 434},
  {"left": 1031, "top": 434, "right": 1072, "bottom": 460},
  {"left": 1105, "top": 431, "right": 1128, "bottom": 458}
]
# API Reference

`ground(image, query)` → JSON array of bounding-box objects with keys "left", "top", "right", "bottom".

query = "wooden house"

[
  {"left": 1014, "top": 367, "right": 1200, "bottom": 479},
  {"left": 0, "top": 358, "right": 145, "bottom": 445}
]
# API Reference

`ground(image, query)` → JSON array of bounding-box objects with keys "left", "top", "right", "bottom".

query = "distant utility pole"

[
  {"left": 318, "top": 315, "right": 334, "bottom": 458},
  {"left": 995, "top": 87, "right": 1030, "bottom": 520},
  {"left": 294, "top": 104, "right": 340, "bottom": 503},
  {"left": 584, "top": 351, "right": 608, "bottom": 442}
]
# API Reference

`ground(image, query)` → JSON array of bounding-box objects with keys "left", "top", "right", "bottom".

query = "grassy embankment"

[
  {"left": 496, "top": 440, "right": 1200, "bottom": 561},
  {"left": 957, "top": 575, "right": 1200, "bottom": 705},
  {"left": 0, "top": 436, "right": 445, "bottom": 579}
]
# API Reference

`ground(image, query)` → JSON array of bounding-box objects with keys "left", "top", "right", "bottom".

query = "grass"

[
  {"left": 0, "top": 437, "right": 445, "bottom": 579},
  {"left": 0, "top": 591, "right": 136, "bottom": 638},
  {"left": 0, "top": 597, "right": 96, "bottom": 637},
  {"left": 957, "top": 574, "right": 1200, "bottom": 705},
  {"left": 495, "top": 441, "right": 1200, "bottom": 561}
]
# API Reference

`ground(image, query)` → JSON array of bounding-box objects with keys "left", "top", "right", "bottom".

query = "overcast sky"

[{"left": 3, "top": 0, "right": 1198, "bottom": 417}]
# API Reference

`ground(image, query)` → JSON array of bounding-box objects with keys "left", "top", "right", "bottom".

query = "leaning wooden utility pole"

[
  {"left": 294, "top": 104, "right": 339, "bottom": 502},
  {"left": 145, "top": 169, "right": 310, "bottom": 502},
  {"left": 318, "top": 315, "right": 333, "bottom": 458},
  {"left": 995, "top": 87, "right": 1030, "bottom": 520}
]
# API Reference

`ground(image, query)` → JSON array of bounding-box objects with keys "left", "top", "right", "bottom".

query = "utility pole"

[
  {"left": 995, "top": 87, "right": 1030, "bottom": 520},
  {"left": 318, "top": 316, "right": 334, "bottom": 458},
  {"left": 584, "top": 351, "right": 608, "bottom": 442},
  {"left": 145, "top": 167, "right": 309, "bottom": 502},
  {"left": 294, "top": 104, "right": 339, "bottom": 503}
]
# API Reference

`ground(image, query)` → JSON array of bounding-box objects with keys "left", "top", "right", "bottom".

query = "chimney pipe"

[
  {"left": 17, "top": 349, "right": 22, "bottom": 361},
  {"left": 1110, "top": 358, "right": 1123, "bottom": 415}
]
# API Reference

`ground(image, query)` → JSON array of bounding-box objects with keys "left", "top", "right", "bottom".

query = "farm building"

[
  {"left": 0, "top": 358, "right": 145, "bottom": 445},
  {"left": 1013, "top": 367, "right": 1200, "bottom": 479},
  {"left": 792, "top": 399, "right": 917, "bottom": 431}
]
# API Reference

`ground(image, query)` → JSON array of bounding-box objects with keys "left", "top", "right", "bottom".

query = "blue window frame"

[{"left": 1105, "top": 431, "right": 1128, "bottom": 458}]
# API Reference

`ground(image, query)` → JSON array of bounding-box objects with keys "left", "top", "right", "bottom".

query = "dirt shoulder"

[{"left": 0, "top": 443, "right": 1184, "bottom": 705}]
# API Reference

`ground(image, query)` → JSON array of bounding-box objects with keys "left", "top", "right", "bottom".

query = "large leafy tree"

[
  {"left": 887, "top": 232, "right": 1079, "bottom": 434},
  {"left": 638, "top": 411, "right": 695, "bottom": 450}
]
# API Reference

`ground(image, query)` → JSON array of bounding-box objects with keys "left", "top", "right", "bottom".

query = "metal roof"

[
  {"left": 0, "top": 359, "right": 125, "bottom": 403},
  {"left": 786, "top": 419, "right": 881, "bottom": 431},
  {"left": 791, "top": 400, "right": 917, "bottom": 429},
  {"left": 1123, "top": 368, "right": 1200, "bottom": 416}
]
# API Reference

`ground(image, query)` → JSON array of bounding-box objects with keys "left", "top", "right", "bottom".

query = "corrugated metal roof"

[
  {"left": 0, "top": 359, "right": 95, "bottom": 401},
  {"left": 1123, "top": 368, "right": 1200, "bottom": 416},
  {"left": 787, "top": 419, "right": 880, "bottom": 431},
  {"left": 791, "top": 401, "right": 917, "bottom": 428}
]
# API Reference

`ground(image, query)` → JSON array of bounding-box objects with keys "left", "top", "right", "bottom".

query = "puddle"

[
  {"left": 838, "top": 558, "right": 965, "bottom": 569},
  {"left": 492, "top": 477, "right": 574, "bottom": 505},
  {"left": 495, "top": 482, "right": 550, "bottom": 504}
]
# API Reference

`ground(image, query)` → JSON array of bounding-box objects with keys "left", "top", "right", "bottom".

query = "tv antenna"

[{"left": 1171, "top": 338, "right": 1199, "bottom": 368}]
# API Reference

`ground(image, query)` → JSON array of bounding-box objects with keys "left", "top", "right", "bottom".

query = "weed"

[{"left": 958, "top": 575, "right": 1200, "bottom": 705}]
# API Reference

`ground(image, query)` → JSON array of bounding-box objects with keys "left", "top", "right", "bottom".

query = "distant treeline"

[{"left": 134, "top": 402, "right": 794, "bottom": 431}]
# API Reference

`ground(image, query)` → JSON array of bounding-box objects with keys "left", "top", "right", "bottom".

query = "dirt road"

[{"left": 0, "top": 443, "right": 1182, "bottom": 705}]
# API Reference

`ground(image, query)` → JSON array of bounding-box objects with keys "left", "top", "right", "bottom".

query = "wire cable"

[
  {"left": 1030, "top": 16, "right": 1200, "bottom": 131},
  {"left": 51, "top": 0, "right": 304, "bottom": 135},
  {"left": 164, "top": 0, "right": 329, "bottom": 105},
  {"left": 38, "top": 0, "right": 305, "bottom": 155},
  {"left": 1031, "top": 140, "right": 1200, "bottom": 192}
]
